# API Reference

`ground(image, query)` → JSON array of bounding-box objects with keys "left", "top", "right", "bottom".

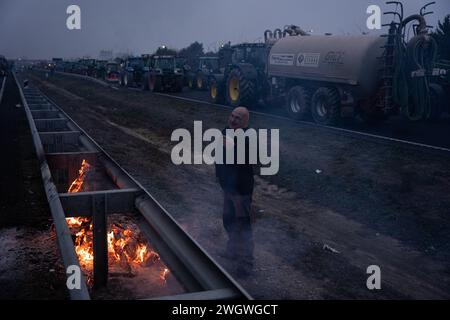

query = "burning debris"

[
  {"left": 65, "top": 160, "right": 170, "bottom": 287},
  {"left": 68, "top": 159, "right": 91, "bottom": 193},
  {"left": 160, "top": 268, "right": 170, "bottom": 282}
]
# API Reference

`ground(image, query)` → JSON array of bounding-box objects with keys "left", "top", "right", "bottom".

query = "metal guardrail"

[{"left": 13, "top": 71, "right": 251, "bottom": 300}]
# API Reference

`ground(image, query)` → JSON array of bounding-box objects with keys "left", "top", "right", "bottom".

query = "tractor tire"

[
  {"left": 311, "top": 87, "right": 341, "bottom": 125},
  {"left": 226, "top": 68, "right": 257, "bottom": 107},
  {"left": 426, "top": 83, "right": 445, "bottom": 121},
  {"left": 286, "top": 86, "right": 311, "bottom": 120},
  {"left": 188, "top": 77, "right": 195, "bottom": 90},
  {"left": 196, "top": 71, "right": 206, "bottom": 90},
  {"left": 149, "top": 75, "right": 161, "bottom": 92},
  {"left": 209, "top": 77, "right": 224, "bottom": 104},
  {"left": 141, "top": 78, "right": 148, "bottom": 91},
  {"left": 173, "top": 77, "right": 183, "bottom": 93},
  {"left": 141, "top": 74, "right": 149, "bottom": 91}
]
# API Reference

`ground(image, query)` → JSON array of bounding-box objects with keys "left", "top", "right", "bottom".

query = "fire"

[
  {"left": 160, "top": 268, "right": 170, "bottom": 282},
  {"left": 65, "top": 160, "right": 167, "bottom": 286},
  {"left": 68, "top": 159, "right": 91, "bottom": 193}
]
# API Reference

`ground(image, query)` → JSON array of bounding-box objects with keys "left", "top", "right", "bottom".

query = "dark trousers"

[{"left": 222, "top": 191, "right": 254, "bottom": 265}]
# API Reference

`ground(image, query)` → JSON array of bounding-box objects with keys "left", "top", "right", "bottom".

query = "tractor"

[
  {"left": 146, "top": 55, "right": 184, "bottom": 93},
  {"left": 119, "top": 57, "right": 146, "bottom": 88},
  {"left": 187, "top": 56, "right": 221, "bottom": 91},
  {"left": 210, "top": 2, "right": 446, "bottom": 125}
]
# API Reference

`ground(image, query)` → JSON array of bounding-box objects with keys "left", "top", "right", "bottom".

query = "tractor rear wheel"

[
  {"left": 286, "top": 86, "right": 311, "bottom": 120},
  {"left": 196, "top": 72, "right": 207, "bottom": 90},
  {"left": 210, "top": 77, "right": 224, "bottom": 104},
  {"left": 311, "top": 87, "right": 341, "bottom": 125},
  {"left": 173, "top": 77, "right": 183, "bottom": 93},
  {"left": 141, "top": 76, "right": 149, "bottom": 91},
  {"left": 188, "top": 77, "right": 194, "bottom": 90},
  {"left": 226, "top": 68, "right": 257, "bottom": 107},
  {"left": 149, "top": 75, "right": 161, "bottom": 92}
]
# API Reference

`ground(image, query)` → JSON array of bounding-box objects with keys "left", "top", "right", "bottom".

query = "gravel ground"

[
  {"left": 25, "top": 70, "right": 450, "bottom": 299},
  {"left": 0, "top": 74, "right": 67, "bottom": 300}
]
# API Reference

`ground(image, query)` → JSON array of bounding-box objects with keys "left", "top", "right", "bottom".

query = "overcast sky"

[{"left": 0, "top": 0, "right": 449, "bottom": 59}]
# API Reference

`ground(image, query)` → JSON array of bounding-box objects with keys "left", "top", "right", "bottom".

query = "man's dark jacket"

[{"left": 215, "top": 127, "right": 255, "bottom": 195}]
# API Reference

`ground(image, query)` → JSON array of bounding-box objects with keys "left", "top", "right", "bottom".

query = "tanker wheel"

[
  {"left": 286, "top": 86, "right": 311, "bottom": 120},
  {"left": 426, "top": 83, "right": 444, "bottom": 121},
  {"left": 311, "top": 87, "right": 341, "bottom": 125},
  {"left": 149, "top": 75, "right": 161, "bottom": 92},
  {"left": 210, "top": 77, "right": 224, "bottom": 104},
  {"left": 226, "top": 68, "right": 256, "bottom": 107},
  {"left": 196, "top": 72, "right": 206, "bottom": 90}
]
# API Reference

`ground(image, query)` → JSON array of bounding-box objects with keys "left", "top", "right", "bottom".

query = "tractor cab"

[
  {"left": 231, "top": 43, "right": 268, "bottom": 70},
  {"left": 199, "top": 57, "right": 220, "bottom": 74},
  {"left": 147, "top": 55, "right": 184, "bottom": 92},
  {"left": 125, "top": 57, "right": 145, "bottom": 71},
  {"left": 151, "top": 55, "right": 182, "bottom": 74}
]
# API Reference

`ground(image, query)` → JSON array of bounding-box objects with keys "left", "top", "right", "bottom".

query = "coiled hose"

[
  {"left": 392, "top": 15, "right": 438, "bottom": 120},
  {"left": 405, "top": 34, "right": 437, "bottom": 120}
]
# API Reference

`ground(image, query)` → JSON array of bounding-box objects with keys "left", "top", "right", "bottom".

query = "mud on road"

[{"left": 27, "top": 71, "right": 450, "bottom": 299}]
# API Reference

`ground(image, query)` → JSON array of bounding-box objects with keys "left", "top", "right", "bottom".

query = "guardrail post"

[{"left": 93, "top": 194, "right": 108, "bottom": 288}]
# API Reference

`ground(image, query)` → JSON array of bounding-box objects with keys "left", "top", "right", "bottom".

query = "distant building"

[{"left": 99, "top": 50, "right": 113, "bottom": 61}]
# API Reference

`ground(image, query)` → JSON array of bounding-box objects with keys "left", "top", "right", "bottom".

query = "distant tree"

[
  {"left": 432, "top": 15, "right": 450, "bottom": 61},
  {"left": 179, "top": 41, "right": 205, "bottom": 68},
  {"left": 154, "top": 46, "right": 178, "bottom": 56},
  {"left": 204, "top": 51, "right": 217, "bottom": 57}
]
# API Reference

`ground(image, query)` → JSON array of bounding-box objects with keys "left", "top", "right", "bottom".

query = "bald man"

[{"left": 215, "top": 107, "right": 255, "bottom": 277}]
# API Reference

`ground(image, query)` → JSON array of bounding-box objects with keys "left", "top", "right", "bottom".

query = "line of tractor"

[{"left": 15, "top": 1, "right": 450, "bottom": 126}]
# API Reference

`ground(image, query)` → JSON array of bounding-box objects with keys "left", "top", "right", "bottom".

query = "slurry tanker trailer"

[{"left": 210, "top": 2, "right": 446, "bottom": 125}]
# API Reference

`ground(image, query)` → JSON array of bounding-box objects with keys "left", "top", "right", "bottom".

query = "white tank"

[{"left": 268, "top": 35, "right": 386, "bottom": 96}]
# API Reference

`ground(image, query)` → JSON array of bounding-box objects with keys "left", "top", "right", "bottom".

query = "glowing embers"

[{"left": 65, "top": 160, "right": 171, "bottom": 288}]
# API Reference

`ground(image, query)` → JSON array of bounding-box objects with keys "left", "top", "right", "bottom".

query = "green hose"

[{"left": 391, "top": 16, "right": 438, "bottom": 120}]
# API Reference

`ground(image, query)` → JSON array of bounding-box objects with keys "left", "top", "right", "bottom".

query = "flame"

[
  {"left": 160, "top": 268, "right": 170, "bottom": 282},
  {"left": 68, "top": 159, "right": 91, "bottom": 193},
  {"left": 65, "top": 160, "right": 167, "bottom": 286}
]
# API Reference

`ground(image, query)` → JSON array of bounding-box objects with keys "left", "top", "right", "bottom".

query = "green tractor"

[
  {"left": 187, "top": 56, "right": 221, "bottom": 91},
  {"left": 93, "top": 60, "right": 108, "bottom": 79},
  {"left": 146, "top": 55, "right": 184, "bottom": 93},
  {"left": 209, "top": 43, "right": 268, "bottom": 106}
]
